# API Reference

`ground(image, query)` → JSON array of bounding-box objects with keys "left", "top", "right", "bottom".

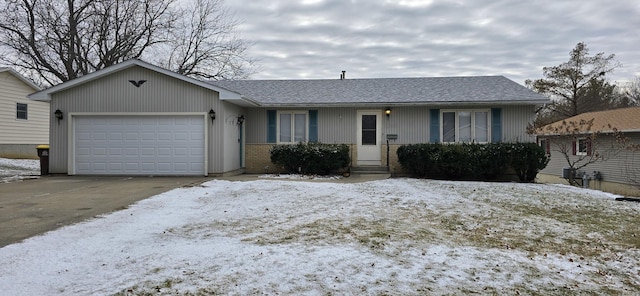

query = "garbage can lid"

[{"left": 36, "top": 144, "right": 50, "bottom": 149}]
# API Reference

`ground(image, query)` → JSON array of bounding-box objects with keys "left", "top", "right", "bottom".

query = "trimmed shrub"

[
  {"left": 508, "top": 142, "right": 550, "bottom": 182},
  {"left": 270, "top": 143, "right": 350, "bottom": 175},
  {"left": 397, "top": 142, "right": 548, "bottom": 182}
]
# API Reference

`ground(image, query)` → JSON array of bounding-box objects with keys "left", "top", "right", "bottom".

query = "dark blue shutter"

[
  {"left": 491, "top": 108, "right": 502, "bottom": 143},
  {"left": 429, "top": 109, "right": 440, "bottom": 143},
  {"left": 267, "top": 110, "right": 276, "bottom": 143},
  {"left": 308, "top": 110, "right": 318, "bottom": 143}
]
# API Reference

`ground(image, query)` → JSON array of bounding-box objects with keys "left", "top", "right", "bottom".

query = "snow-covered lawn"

[
  {"left": 0, "top": 157, "right": 40, "bottom": 183},
  {"left": 1, "top": 176, "right": 639, "bottom": 295}
]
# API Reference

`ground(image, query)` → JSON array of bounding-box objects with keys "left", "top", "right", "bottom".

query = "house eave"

[
  {"left": 536, "top": 129, "right": 640, "bottom": 137},
  {"left": 27, "top": 59, "right": 252, "bottom": 106},
  {"left": 0, "top": 68, "right": 41, "bottom": 91},
  {"left": 256, "top": 99, "right": 550, "bottom": 108}
]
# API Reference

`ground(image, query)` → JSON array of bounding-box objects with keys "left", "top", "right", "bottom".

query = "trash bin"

[{"left": 36, "top": 144, "right": 50, "bottom": 176}]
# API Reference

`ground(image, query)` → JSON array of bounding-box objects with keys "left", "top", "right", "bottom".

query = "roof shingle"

[
  {"left": 538, "top": 107, "right": 640, "bottom": 134},
  {"left": 210, "top": 76, "right": 549, "bottom": 106}
]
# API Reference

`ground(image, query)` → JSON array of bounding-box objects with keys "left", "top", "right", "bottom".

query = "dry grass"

[{"left": 112, "top": 179, "right": 640, "bottom": 295}]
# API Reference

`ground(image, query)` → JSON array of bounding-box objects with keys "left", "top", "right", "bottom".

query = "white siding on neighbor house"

[
  {"left": 245, "top": 105, "right": 535, "bottom": 145},
  {"left": 539, "top": 133, "right": 640, "bottom": 186},
  {"left": 48, "top": 66, "right": 234, "bottom": 174},
  {"left": 0, "top": 71, "right": 49, "bottom": 144}
]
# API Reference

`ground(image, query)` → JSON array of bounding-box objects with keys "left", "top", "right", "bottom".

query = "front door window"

[{"left": 361, "top": 115, "right": 376, "bottom": 145}]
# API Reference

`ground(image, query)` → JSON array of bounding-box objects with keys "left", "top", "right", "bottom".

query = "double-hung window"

[
  {"left": 441, "top": 109, "right": 490, "bottom": 143},
  {"left": 576, "top": 138, "right": 588, "bottom": 156},
  {"left": 278, "top": 111, "right": 308, "bottom": 143},
  {"left": 16, "top": 103, "right": 28, "bottom": 120}
]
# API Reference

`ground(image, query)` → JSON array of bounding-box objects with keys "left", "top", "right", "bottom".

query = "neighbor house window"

[
  {"left": 538, "top": 138, "right": 551, "bottom": 155},
  {"left": 16, "top": 103, "right": 27, "bottom": 120},
  {"left": 441, "top": 110, "right": 490, "bottom": 143},
  {"left": 278, "top": 111, "right": 307, "bottom": 143},
  {"left": 576, "top": 138, "right": 588, "bottom": 155}
]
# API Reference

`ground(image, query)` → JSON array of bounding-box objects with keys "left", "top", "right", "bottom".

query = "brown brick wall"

[{"left": 245, "top": 143, "right": 360, "bottom": 174}]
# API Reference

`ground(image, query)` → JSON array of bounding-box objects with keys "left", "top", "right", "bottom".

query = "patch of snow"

[
  {"left": 259, "top": 173, "right": 343, "bottom": 180},
  {"left": 0, "top": 158, "right": 40, "bottom": 183},
  {"left": 0, "top": 178, "right": 638, "bottom": 295}
]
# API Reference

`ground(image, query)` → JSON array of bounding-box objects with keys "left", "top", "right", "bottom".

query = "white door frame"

[{"left": 356, "top": 109, "right": 382, "bottom": 166}]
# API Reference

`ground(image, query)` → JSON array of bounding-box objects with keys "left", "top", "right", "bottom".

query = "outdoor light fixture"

[
  {"left": 208, "top": 109, "right": 216, "bottom": 123},
  {"left": 237, "top": 115, "right": 245, "bottom": 125},
  {"left": 385, "top": 107, "right": 391, "bottom": 117},
  {"left": 54, "top": 109, "right": 63, "bottom": 123}
]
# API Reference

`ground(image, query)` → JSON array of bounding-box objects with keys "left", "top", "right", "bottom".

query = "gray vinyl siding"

[
  {"left": 502, "top": 105, "right": 536, "bottom": 143},
  {"left": 244, "top": 108, "right": 268, "bottom": 143},
  {"left": 222, "top": 102, "right": 246, "bottom": 171},
  {"left": 49, "top": 66, "right": 225, "bottom": 174},
  {"left": 539, "top": 133, "right": 640, "bottom": 185},
  {"left": 317, "top": 108, "right": 357, "bottom": 144},
  {"left": 245, "top": 105, "right": 536, "bottom": 145}
]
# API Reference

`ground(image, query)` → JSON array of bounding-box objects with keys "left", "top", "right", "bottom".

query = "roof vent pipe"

[{"left": 342, "top": 70, "right": 346, "bottom": 80}]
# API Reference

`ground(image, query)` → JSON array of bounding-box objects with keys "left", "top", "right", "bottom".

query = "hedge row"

[
  {"left": 270, "top": 143, "right": 350, "bottom": 175},
  {"left": 396, "top": 143, "right": 549, "bottom": 182}
]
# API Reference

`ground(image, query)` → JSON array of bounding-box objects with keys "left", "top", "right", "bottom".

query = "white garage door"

[{"left": 74, "top": 115, "right": 206, "bottom": 175}]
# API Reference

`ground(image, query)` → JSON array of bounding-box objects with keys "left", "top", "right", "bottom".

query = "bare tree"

[
  {"left": 526, "top": 42, "right": 621, "bottom": 123},
  {"left": 0, "top": 0, "right": 253, "bottom": 86},
  {"left": 619, "top": 76, "right": 640, "bottom": 107},
  {"left": 159, "top": 0, "right": 254, "bottom": 80}
]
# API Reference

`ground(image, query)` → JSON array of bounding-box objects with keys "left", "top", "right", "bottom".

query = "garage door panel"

[{"left": 74, "top": 115, "right": 205, "bottom": 175}]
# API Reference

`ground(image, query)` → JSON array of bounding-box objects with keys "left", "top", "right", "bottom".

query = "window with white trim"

[
  {"left": 538, "top": 138, "right": 550, "bottom": 155},
  {"left": 277, "top": 111, "right": 308, "bottom": 143},
  {"left": 16, "top": 103, "right": 28, "bottom": 120},
  {"left": 441, "top": 109, "right": 490, "bottom": 143},
  {"left": 576, "top": 138, "right": 588, "bottom": 155}
]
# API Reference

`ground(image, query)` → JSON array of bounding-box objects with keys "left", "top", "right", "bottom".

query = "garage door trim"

[{"left": 68, "top": 112, "right": 209, "bottom": 176}]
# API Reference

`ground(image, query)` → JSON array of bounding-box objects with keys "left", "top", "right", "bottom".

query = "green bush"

[
  {"left": 270, "top": 142, "right": 350, "bottom": 175},
  {"left": 397, "top": 142, "right": 548, "bottom": 182},
  {"left": 507, "top": 142, "right": 550, "bottom": 182}
]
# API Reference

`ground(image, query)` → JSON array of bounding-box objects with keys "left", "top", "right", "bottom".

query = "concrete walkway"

[
  {"left": 219, "top": 173, "right": 391, "bottom": 183},
  {"left": 0, "top": 176, "right": 209, "bottom": 248}
]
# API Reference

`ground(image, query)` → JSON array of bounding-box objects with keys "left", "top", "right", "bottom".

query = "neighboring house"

[
  {"left": 0, "top": 68, "right": 47, "bottom": 158},
  {"left": 29, "top": 59, "right": 549, "bottom": 176},
  {"left": 536, "top": 107, "right": 640, "bottom": 196}
]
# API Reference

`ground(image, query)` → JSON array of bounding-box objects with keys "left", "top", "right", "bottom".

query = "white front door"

[{"left": 356, "top": 110, "right": 382, "bottom": 165}]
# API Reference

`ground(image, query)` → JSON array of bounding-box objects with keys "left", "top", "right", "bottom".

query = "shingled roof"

[
  {"left": 210, "top": 76, "right": 549, "bottom": 107},
  {"left": 538, "top": 107, "right": 640, "bottom": 135}
]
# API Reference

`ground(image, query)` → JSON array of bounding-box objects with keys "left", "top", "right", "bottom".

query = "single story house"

[
  {"left": 0, "top": 68, "right": 47, "bottom": 158},
  {"left": 29, "top": 59, "right": 549, "bottom": 176},
  {"left": 536, "top": 107, "right": 640, "bottom": 196}
]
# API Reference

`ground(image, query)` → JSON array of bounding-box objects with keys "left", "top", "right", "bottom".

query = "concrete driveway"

[{"left": 0, "top": 176, "right": 209, "bottom": 248}]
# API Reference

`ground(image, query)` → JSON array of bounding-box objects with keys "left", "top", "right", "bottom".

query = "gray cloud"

[{"left": 227, "top": 0, "right": 640, "bottom": 84}]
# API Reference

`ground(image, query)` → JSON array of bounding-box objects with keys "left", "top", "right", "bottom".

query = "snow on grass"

[
  {"left": 0, "top": 178, "right": 639, "bottom": 295},
  {"left": 0, "top": 158, "right": 40, "bottom": 183}
]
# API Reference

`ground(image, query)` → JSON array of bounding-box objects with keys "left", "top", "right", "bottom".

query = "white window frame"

[
  {"left": 576, "top": 137, "right": 588, "bottom": 156},
  {"left": 16, "top": 103, "right": 28, "bottom": 120},
  {"left": 440, "top": 109, "right": 491, "bottom": 143},
  {"left": 276, "top": 110, "right": 309, "bottom": 144}
]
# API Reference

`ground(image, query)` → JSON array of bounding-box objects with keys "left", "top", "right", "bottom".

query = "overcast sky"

[{"left": 225, "top": 0, "right": 640, "bottom": 85}]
